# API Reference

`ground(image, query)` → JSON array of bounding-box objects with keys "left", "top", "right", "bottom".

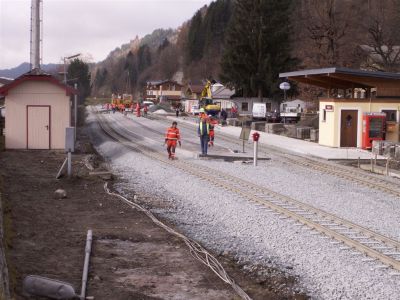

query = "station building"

[
  {"left": 0, "top": 70, "right": 76, "bottom": 149},
  {"left": 280, "top": 68, "right": 400, "bottom": 148}
]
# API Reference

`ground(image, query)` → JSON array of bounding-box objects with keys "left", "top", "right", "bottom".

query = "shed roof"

[
  {"left": 279, "top": 67, "right": 400, "bottom": 89},
  {"left": 146, "top": 80, "right": 182, "bottom": 87},
  {"left": 0, "top": 69, "right": 77, "bottom": 96},
  {"left": 186, "top": 84, "right": 203, "bottom": 94}
]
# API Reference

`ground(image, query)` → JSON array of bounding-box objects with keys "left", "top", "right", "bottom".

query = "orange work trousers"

[{"left": 166, "top": 140, "right": 177, "bottom": 159}]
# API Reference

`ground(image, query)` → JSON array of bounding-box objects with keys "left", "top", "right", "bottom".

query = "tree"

[
  {"left": 137, "top": 45, "right": 152, "bottom": 73},
  {"left": 293, "top": 0, "right": 363, "bottom": 68},
  {"left": 186, "top": 10, "right": 205, "bottom": 63},
  {"left": 220, "top": 0, "right": 297, "bottom": 99},
  {"left": 124, "top": 51, "right": 138, "bottom": 94},
  {"left": 92, "top": 67, "right": 108, "bottom": 96},
  {"left": 67, "top": 58, "right": 91, "bottom": 103},
  {"left": 360, "top": 0, "right": 400, "bottom": 72}
]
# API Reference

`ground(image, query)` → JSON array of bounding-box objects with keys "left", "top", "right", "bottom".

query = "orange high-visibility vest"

[{"left": 165, "top": 127, "right": 180, "bottom": 140}]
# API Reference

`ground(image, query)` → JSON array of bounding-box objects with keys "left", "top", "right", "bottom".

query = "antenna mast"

[{"left": 30, "top": 0, "right": 42, "bottom": 70}]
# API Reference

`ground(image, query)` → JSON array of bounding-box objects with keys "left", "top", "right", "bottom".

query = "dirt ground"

[{"left": 0, "top": 136, "right": 308, "bottom": 299}]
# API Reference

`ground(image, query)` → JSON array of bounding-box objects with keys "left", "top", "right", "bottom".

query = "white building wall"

[{"left": 5, "top": 81, "right": 70, "bottom": 149}]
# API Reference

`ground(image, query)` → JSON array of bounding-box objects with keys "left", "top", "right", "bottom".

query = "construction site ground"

[{"left": 0, "top": 133, "right": 307, "bottom": 299}]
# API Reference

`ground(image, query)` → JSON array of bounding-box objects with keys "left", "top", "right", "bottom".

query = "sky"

[{"left": 0, "top": 0, "right": 213, "bottom": 69}]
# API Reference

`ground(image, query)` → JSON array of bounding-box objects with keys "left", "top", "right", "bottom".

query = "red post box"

[
  {"left": 252, "top": 132, "right": 260, "bottom": 142},
  {"left": 362, "top": 113, "right": 386, "bottom": 149}
]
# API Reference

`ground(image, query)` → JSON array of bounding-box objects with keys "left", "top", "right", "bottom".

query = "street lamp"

[{"left": 63, "top": 53, "right": 81, "bottom": 84}]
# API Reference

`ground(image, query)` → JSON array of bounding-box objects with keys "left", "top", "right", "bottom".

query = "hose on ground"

[{"left": 104, "top": 182, "right": 252, "bottom": 300}]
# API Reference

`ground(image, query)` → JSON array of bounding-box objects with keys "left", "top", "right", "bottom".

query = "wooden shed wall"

[{"left": 5, "top": 81, "right": 70, "bottom": 149}]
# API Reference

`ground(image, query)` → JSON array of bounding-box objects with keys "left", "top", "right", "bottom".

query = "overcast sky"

[{"left": 0, "top": 0, "right": 213, "bottom": 69}]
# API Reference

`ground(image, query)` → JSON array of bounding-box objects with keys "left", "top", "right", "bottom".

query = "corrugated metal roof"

[
  {"left": 279, "top": 67, "right": 400, "bottom": 90},
  {"left": 279, "top": 67, "right": 400, "bottom": 79}
]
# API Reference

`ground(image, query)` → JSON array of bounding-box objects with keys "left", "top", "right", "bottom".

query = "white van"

[
  {"left": 252, "top": 102, "right": 267, "bottom": 119},
  {"left": 142, "top": 101, "right": 155, "bottom": 108}
]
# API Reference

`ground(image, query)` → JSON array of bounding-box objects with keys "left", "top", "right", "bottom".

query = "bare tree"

[
  {"left": 293, "top": 0, "right": 362, "bottom": 67},
  {"left": 360, "top": 0, "right": 400, "bottom": 72}
]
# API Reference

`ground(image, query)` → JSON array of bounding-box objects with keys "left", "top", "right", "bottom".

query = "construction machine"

[
  {"left": 111, "top": 94, "right": 133, "bottom": 107},
  {"left": 199, "top": 80, "right": 221, "bottom": 115}
]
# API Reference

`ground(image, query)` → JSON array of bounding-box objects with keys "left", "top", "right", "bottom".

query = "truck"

[
  {"left": 280, "top": 106, "right": 301, "bottom": 123},
  {"left": 111, "top": 94, "right": 133, "bottom": 107}
]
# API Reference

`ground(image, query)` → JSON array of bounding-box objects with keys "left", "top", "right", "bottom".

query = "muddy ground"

[{"left": 0, "top": 135, "right": 308, "bottom": 299}]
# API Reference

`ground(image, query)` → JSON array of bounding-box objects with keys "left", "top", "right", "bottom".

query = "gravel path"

[{"left": 88, "top": 110, "right": 400, "bottom": 300}]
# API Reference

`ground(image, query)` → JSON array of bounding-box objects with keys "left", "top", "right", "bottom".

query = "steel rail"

[
  {"left": 188, "top": 164, "right": 400, "bottom": 250},
  {"left": 94, "top": 109, "right": 400, "bottom": 272},
  {"left": 152, "top": 115, "right": 400, "bottom": 198},
  {"left": 278, "top": 154, "right": 400, "bottom": 198}
]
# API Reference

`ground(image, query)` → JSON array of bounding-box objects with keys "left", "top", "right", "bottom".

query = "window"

[
  {"left": 322, "top": 109, "right": 326, "bottom": 122},
  {"left": 241, "top": 102, "right": 248, "bottom": 111},
  {"left": 382, "top": 110, "right": 397, "bottom": 122}
]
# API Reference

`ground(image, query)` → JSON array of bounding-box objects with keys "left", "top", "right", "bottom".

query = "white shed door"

[{"left": 27, "top": 106, "right": 50, "bottom": 149}]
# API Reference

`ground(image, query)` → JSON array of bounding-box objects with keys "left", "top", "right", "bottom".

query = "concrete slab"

[{"left": 197, "top": 153, "right": 270, "bottom": 162}]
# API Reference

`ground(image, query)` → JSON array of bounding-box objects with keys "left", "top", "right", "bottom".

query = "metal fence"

[{"left": 372, "top": 140, "right": 400, "bottom": 161}]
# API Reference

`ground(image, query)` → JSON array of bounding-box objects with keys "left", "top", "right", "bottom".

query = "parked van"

[
  {"left": 252, "top": 102, "right": 267, "bottom": 119},
  {"left": 142, "top": 101, "right": 155, "bottom": 108}
]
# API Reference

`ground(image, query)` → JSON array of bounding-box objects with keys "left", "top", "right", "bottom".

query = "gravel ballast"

[{"left": 88, "top": 110, "right": 400, "bottom": 300}]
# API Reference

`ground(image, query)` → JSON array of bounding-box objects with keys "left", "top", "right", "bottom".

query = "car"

[
  {"left": 142, "top": 101, "right": 155, "bottom": 108},
  {"left": 266, "top": 111, "right": 281, "bottom": 123}
]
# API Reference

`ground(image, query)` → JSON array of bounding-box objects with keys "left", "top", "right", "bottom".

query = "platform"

[
  {"left": 197, "top": 153, "right": 270, "bottom": 161},
  {"left": 166, "top": 115, "right": 384, "bottom": 161}
]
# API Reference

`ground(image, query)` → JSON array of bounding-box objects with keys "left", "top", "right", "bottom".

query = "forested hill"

[{"left": 91, "top": 0, "right": 400, "bottom": 101}]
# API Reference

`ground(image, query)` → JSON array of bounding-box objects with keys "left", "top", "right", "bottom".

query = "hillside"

[
  {"left": 0, "top": 63, "right": 61, "bottom": 79},
  {"left": 3, "top": 0, "right": 398, "bottom": 101}
]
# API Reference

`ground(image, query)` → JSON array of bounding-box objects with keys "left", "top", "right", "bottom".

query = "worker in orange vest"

[
  {"left": 136, "top": 103, "right": 141, "bottom": 117},
  {"left": 199, "top": 108, "right": 207, "bottom": 120},
  {"left": 164, "top": 121, "right": 181, "bottom": 160},
  {"left": 208, "top": 117, "right": 218, "bottom": 146}
]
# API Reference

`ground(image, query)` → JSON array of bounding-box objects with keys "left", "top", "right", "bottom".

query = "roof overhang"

[
  {"left": 279, "top": 67, "right": 400, "bottom": 89},
  {"left": 0, "top": 72, "right": 77, "bottom": 97}
]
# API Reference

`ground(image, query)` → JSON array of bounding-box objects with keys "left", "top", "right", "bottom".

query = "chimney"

[{"left": 30, "top": 0, "right": 42, "bottom": 70}]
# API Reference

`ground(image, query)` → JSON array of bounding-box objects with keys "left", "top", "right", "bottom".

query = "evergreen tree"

[
  {"left": 124, "top": 51, "right": 138, "bottom": 93},
  {"left": 220, "top": 0, "right": 297, "bottom": 99},
  {"left": 137, "top": 45, "right": 152, "bottom": 72},
  {"left": 67, "top": 58, "right": 91, "bottom": 102},
  {"left": 92, "top": 68, "right": 108, "bottom": 96},
  {"left": 186, "top": 10, "right": 205, "bottom": 63}
]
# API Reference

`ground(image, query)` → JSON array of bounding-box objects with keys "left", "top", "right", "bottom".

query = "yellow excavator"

[{"left": 199, "top": 80, "right": 221, "bottom": 115}]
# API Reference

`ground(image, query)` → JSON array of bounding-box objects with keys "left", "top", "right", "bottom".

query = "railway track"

[
  {"left": 94, "top": 108, "right": 400, "bottom": 273},
  {"left": 149, "top": 114, "right": 400, "bottom": 198}
]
